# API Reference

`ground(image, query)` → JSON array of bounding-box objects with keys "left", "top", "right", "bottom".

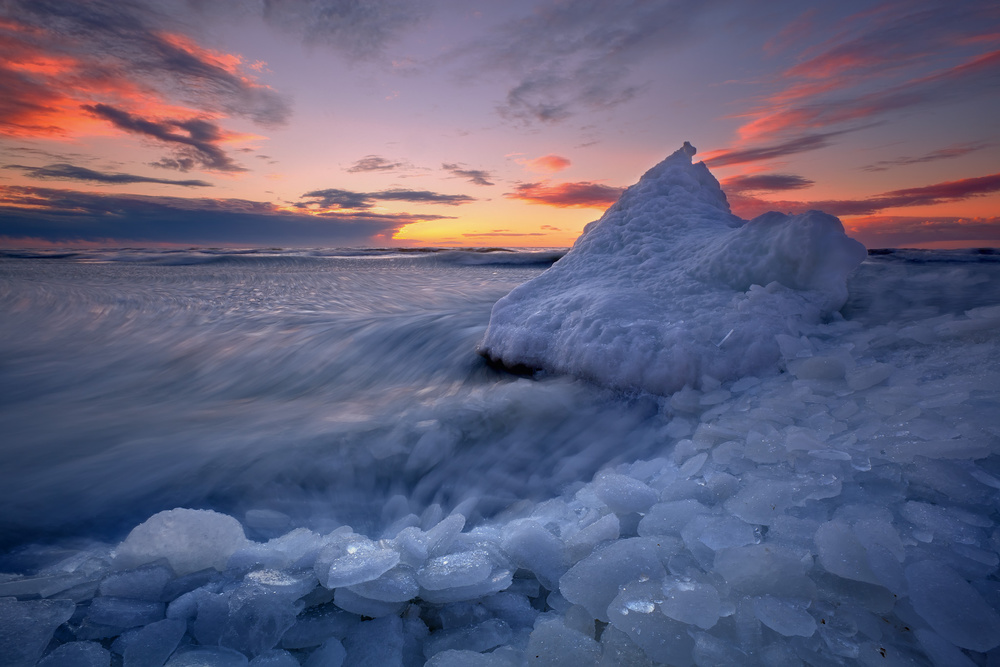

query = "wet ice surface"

[{"left": 1, "top": 240, "right": 999, "bottom": 666}]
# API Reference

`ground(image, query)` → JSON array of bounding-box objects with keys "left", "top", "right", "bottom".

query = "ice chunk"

[
  {"left": 0, "top": 597, "right": 75, "bottom": 667},
  {"left": 479, "top": 144, "right": 865, "bottom": 394},
  {"left": 563, "top": 513, "right": 620, "bottom": 563},
  {"left": 560, "top": 537, "right": 668, "bottom": 622},
  {"left": 333, "top": 587, "right": 404, "bottom": 618},
  {"left": 525, "top": 617, "right": 600, "bottom": 666},
  {"left": 218, "top": 579, "right": 301, "bottom": 657},
  {"left": 122, "top": 618, "right": 186, "bottom": 667},
  {"left": 714, "top": 545, "right": 816, "bottom": 598},
  {"left": 417, "top": 550, "right": 494, "bottom": 590},
  {"left": 346, "top": 565, "right": 418, "bottom": 602},
  {"left": 165, "top": 647, "right": 249, "bottom": 666},
  {"left": 426, "top": 650, "right": 518, "bottom": 667},
  {"left": 905, "top": 561, "right": 1000, "bottom": 651},
  {"left": 751, "top": 595, "right": 816, "bottom": 637},
  {"left": 315, "top": 537, "right": 400, "bottom": 589},
  {"left": 593, "top": 472, "right": 658, "bottom": 514},
  {"left": 425, "top": 513, "right": 466, "bottom": 556},
  {"left": 500, "top": 520, "right": 565, "bottom": 590},
  {"left": 681, "top": 514, "right": 758, "bottom": 553},
  {"left": 87, "top": 596, "right": 165, "bottom": 628},
  {"left": 99, "top": 563, "right": 174, "bottom": 600},
  {"left": 637, "top": 500, "right": 710, "bottom": 536},
  {"left": 419, "top": 569, "right": 514, "bottom": 604},
  {"left": 814, "top": 520, "right": 880, "bottom": 585},
  {"left": 249, "top": 650, "right": 300, "bottom": 667},
  {"left": 37, "top": 641, "right": 110, "bottom": 667},
  {"left": 659, "top": 577, "right": 721, "bottom": 629},
  {"left": 607, "top": 580, "right": 695, "bottom": 665},
  {"left": 303, "top": 638, "right": 346, "bottom": 667},
  {"left": 115, "top": 508, "right": 248, "bottom": 575}
]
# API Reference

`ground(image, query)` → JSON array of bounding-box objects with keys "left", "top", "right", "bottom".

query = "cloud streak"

[
  {"left": 6, "top": 163, "right": 211, "bottom": 187},
  {"left": 299, "top": 187, "right": 476, "bottom": 210},
  {"left": 860, "top": 142, "right": 993, "bottom": 172},
  {"left": 442, "top": 163, "right": 494, "bottom": 186},
  {"left": 0, "top": 185, "right": 418, "bottom": 246},
  {"left": 84, "top": 104, "right": 246, "bottom": 172},
  {"left": 347, "top": 155, "right": 406, "bottom": 173},
  {"left": 721, "top": 173, "right": 814, "bottom": 193},
  {"left": 703, "top": 130, "right": 853, "bottom": 167},
  {"left": 726, "top": 172, "right": 1000, "bottom": 219},
  {"left": 505, "top": 181, "right": 624, "bottom": 208}
]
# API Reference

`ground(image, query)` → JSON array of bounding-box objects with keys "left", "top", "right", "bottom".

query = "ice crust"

[
  {"left": 479, "top": 143, "right": 867, "bottom": 394},
  {"left": 3, "top": 152, "right": 1000, "bottom": 666}
]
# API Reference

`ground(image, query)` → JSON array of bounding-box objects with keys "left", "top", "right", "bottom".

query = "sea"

[{"left": 1, "top": 246, "right": 999, "bottom": 666}]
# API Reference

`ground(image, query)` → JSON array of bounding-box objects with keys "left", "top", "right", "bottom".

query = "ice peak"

[{"left": 479, "top": 147, "right": 867, "bottom": 394}]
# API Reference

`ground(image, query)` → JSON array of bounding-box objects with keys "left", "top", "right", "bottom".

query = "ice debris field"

[{"left": 3, "top": 145, "right": 1000, "bottom": 666}]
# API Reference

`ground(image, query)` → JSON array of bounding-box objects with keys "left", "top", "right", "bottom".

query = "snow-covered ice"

[
  {"left": 1, "top": 148, "right": 999, "bottom": 665},
  {"left": 479, "top": 142, "right": 867, "bottom": 394}
]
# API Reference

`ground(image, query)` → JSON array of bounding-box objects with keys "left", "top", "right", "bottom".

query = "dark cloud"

[
  {"left": 505, "top": 181, "right": 624, "bottom": 208},
  {"left": 462, "top": 0, "right": 722, "bottom": 124},
  {"left": 347, "top": 155, "right": 406, "bottom": 173},
  {"left": 845, "top": 215, "right": 1000, "bottom": 248},
  {"left": 0, "top": 185, "right": 414, "bottom": 246},
  {"left": 860, "top": 142, "right": 993, "bottom": 172},
  {"left": 7, "top": 163, "right": 211, "bottom": 187},
  {"left": 299, "top": 187, "right": 476, "bottom": 210},
  {"left": 727, "top": 172, "right": 1000, "bottom": 219},
  {"left": 703, "top": 131, "right": 853, "bottom": 168},
  {"left": 2, "top": 0, "right": 291, "bottom": 129},
  {"left": 298, "top": 188, "right": 374, "bottom": 210},
  {"left": 257, "top": 0, "right": 427, "bottom": 61},
  {"left": 462, "top": 231, "right": 546, "bottom": 237},
  {"left": 722, "top": 173, "right": 814, "bottom": 193},
  {"left": 375, "top": 189, "right": 475, "bottom": 205},
  {"left": 85, "top": 104, "right": 245, "bottom": 172},
  {"left": 442, "top": 163, "right": 494, "bottom": 186}
]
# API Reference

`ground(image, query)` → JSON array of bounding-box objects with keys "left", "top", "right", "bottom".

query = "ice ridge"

[{"left": 479, "top": 143, "right": 868, "bottom": 394}]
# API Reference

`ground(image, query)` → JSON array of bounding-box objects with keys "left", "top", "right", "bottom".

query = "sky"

[{"left": 0, "top": 0, "right": 998, "bottom": 249}]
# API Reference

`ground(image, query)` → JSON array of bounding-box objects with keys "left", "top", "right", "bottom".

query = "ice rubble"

[
  {"left": 479, "top": 142, "right": 867, "bottom": 394},
  {"left": 2, "top": 152, "right": 1000, "bottom": 667}
]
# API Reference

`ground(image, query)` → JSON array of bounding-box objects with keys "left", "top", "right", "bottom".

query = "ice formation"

[{"left": 479, "top": 142, "right": 867, "bottom": 394}]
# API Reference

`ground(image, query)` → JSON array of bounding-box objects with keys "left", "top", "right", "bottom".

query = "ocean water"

[{"left": 1, "top": 246, "right": 999, "bottom": 666}]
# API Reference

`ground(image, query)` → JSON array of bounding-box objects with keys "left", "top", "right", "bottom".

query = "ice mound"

[{"left": 479, "top": 143, "right": 867, "bottom": 393}]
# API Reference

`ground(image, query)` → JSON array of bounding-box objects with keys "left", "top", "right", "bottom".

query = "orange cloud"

[
  {"left": 505, "top": 181, "right": 623, "bottom": 208},
  {"left": 0, "top": 9, "right": 286, "bottom": 149},
  {"left": 521, "top": 154, "right": 571, "bottom": 173}
]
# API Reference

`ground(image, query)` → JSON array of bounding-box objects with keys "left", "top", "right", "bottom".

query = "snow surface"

[
  {"left": 1, "top": 151, "right": 1000, "bottom": 666},
  {"left": 479, "top": 143, "right": 867, "bottom": 394}
]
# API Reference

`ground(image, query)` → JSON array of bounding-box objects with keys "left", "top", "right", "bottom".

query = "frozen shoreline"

[{"left": 2, "top": 154, "right": 999, "bottom": 664}]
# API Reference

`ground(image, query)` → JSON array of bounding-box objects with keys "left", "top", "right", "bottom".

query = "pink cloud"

[
  {"left": 504, "top": 181, "right": 623, "bottom": 208},
  {"left": 522, "top": 154, "right": 571, "bottom": 173}
]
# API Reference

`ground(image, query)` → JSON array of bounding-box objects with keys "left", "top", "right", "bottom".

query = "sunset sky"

[{"left": 0, "top": 0, "right": 997, "bottom": 248}]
